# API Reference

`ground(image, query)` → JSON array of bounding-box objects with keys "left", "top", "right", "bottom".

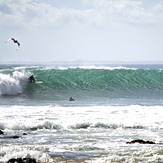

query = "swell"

[
  {"left": 29, "top": 68, "right": 163, "bottom": 91},
  {"left": 1, "top": 66, "right": 163, "bottom": 99}
]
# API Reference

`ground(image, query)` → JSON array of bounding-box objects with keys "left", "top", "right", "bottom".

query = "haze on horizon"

[{"left": 0, "top": 0, "right": 163, "bottom": 63}]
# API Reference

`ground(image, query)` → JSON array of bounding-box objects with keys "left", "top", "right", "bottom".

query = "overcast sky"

[{"left": 1, "top": 0, "right": 163, "bottom": 63}]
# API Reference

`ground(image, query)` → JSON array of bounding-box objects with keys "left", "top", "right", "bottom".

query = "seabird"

[
  {"left": 5, "top": 38, "right": 20, "bottom": 49},
  {"left": 11, "top": 38, "right": 20, "bottom": 48}
]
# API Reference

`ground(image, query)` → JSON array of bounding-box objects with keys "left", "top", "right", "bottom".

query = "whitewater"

[{"left": 1, "top": 64, "right": 163, "bottom": 162}]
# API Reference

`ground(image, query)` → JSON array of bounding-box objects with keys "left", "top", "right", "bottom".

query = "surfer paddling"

[
  {"left": 69, "top": 97, "right": 75, "bottom": 101},
  {"left": 28, "top": 75, "right": 36, "bottom": 83}
]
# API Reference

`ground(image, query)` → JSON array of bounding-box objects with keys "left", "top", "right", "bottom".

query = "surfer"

[
  {"left": 28, "top": 75, "right": 36, "bottom": 83},
  {"left": 69, "top": 97, "right": 75, "bottom": 101}
]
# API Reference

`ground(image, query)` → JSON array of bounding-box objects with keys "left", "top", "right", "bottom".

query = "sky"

[{"left": 0, "top": 0, "right": 163, "bottom": 63}]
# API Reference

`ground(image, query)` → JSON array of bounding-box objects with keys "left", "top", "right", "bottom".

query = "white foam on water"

[
  {"left": 43, "top": 65, "right": 137, "bottom": 70},
  {"left": 1, "top": 105, "right": 163, "bottom": 162},
  {"left": 1, "top": 105, "right": 163, "bottom": 132},
  {"left": 0, "top": 70, "right": 29, "bottom": 95},
  {"left": 1, "top": 145, "right": 52, "bottom": 162}
]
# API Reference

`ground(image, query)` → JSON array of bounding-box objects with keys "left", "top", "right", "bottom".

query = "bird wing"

[{"left": 16, "top": 41, "right": 20, "bottom": 47}]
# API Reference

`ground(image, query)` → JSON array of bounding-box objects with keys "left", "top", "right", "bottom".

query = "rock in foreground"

[
  {"left": 126, "top": 139, "right": 156, "bottom": 144},
  {"left": 7, "top": 158, "right": 37, "bottom": 163}
]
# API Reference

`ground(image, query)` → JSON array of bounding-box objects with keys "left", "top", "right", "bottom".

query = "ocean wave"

[
  {"left": 1, "top": 66, "right": 163, "bottom": 100},
  {"left": 1, "top": 120, "right": 146, "bottom": 131},
  {"left": 0, "top": 70, "right": 29, "bottom": 95},
  {"left": 29, "top": 121, "right": 62, "bottom": 131}
]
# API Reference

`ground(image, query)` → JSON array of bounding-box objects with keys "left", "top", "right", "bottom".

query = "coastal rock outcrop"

[
  {"left": 0, "top": 130, "right": 27, "bottom": 139},
  {"left": 0, "top": 130, "right": 4, "bottom": 135},
  {"left": 126, "top": 139, "right": 156, "bottom": 144},
  {"left": 7, "top": 157, "right": 37, "bottom": 163}
]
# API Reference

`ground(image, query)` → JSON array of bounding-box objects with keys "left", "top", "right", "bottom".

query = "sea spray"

[{"left": 0, "top": 70, "right": 29, "bottom": 95}]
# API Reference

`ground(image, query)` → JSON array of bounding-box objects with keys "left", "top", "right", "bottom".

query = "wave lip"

[{"left": 0, "top": 70, "right": 29, "bottom": 96}]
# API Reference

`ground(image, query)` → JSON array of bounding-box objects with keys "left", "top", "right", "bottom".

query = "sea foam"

[{"left": 0, "top": 70, "right": 29, "bottom": 95}]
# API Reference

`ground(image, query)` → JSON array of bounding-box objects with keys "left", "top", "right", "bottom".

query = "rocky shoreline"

[
  {"left": 1, "top": 129, "right": 163, "bottom": 163},
  {"left": 0, "top": 130, "right": 27, "bottom": 139},
  {"left": 126, "top": 139, "right": 163, "bottom": 145},
  {"left": 0, "top": 130, "right": 37, "bottom": 163}
]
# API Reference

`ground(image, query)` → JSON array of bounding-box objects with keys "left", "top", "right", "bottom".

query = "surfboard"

[{"left": 35, "top": 81, "right": 43, "bottom": 84}]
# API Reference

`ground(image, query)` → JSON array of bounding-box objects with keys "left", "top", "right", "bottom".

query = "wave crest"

[
  {"left": 0, "top": 70, "right": 29, "bottom": 95},
  {"left": 1, "top": 66, "right": 163, "bottom": 100}
]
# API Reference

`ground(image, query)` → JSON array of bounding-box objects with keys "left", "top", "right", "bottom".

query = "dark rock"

[
  {"left": 126, "top": 139, "right": 156, "bottom": 144},
  {"left": 69, "top": 97, "right": 75, "bottom": 101},
  {"left": 7, "top": 158, "right": 17, "bottom": 163},
  {"left": 17, "top": 158, "right": 23, "bottom": 163},
  {"left": 7, "top": 157, "right": 37, "bottom": 163},
  {"left": 0, "top": 130, "right": 26, "bottom": 138},
  {"left": 0, "top": 130, "right": 4, "bottom": 135},
  {"left": 23, "top": 133, "right": 28, "bottom": 135},
  {"left": 23, "top": 158, "right": 37, "bottom": 163},
  {"left": 0, "top": 135, "right": 21, "bottom": 139},
  {"left": 9, "top": 135, "right": 20, "bottom": 139}
]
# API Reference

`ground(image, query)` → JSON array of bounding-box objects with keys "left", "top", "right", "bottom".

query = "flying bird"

[
  {"left": 11, "top": 38, "right": 20, "bottom": 48},
  {"left": 5, "top": 38, "right": 20, "bottom": 50}
]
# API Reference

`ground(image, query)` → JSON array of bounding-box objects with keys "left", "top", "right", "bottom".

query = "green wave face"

[
  {"left": 24, "top": 67, "right": 163, "bottom": 100},
  {"left": 1, "top": 66, "right": 163, "bottom": 101}
]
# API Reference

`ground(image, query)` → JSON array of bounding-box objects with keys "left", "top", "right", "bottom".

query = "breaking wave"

[
  {"left": 0, "top": 70, "right": 29, "bottom": 95},
  {"left": 1, "top": 65, "right": 163, "bottom": 100}
]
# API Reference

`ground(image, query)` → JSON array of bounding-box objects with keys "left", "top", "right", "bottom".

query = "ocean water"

[{"left": 1, "top": 64, "right": 163, "bottom": 162}]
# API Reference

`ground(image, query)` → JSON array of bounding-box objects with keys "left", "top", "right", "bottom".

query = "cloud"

[
  {"left": 82, "top": 0, "right": 163, "bottom": 26},
  {"left": 0, "top": 0, "right": 163, "bottom": 29}
]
